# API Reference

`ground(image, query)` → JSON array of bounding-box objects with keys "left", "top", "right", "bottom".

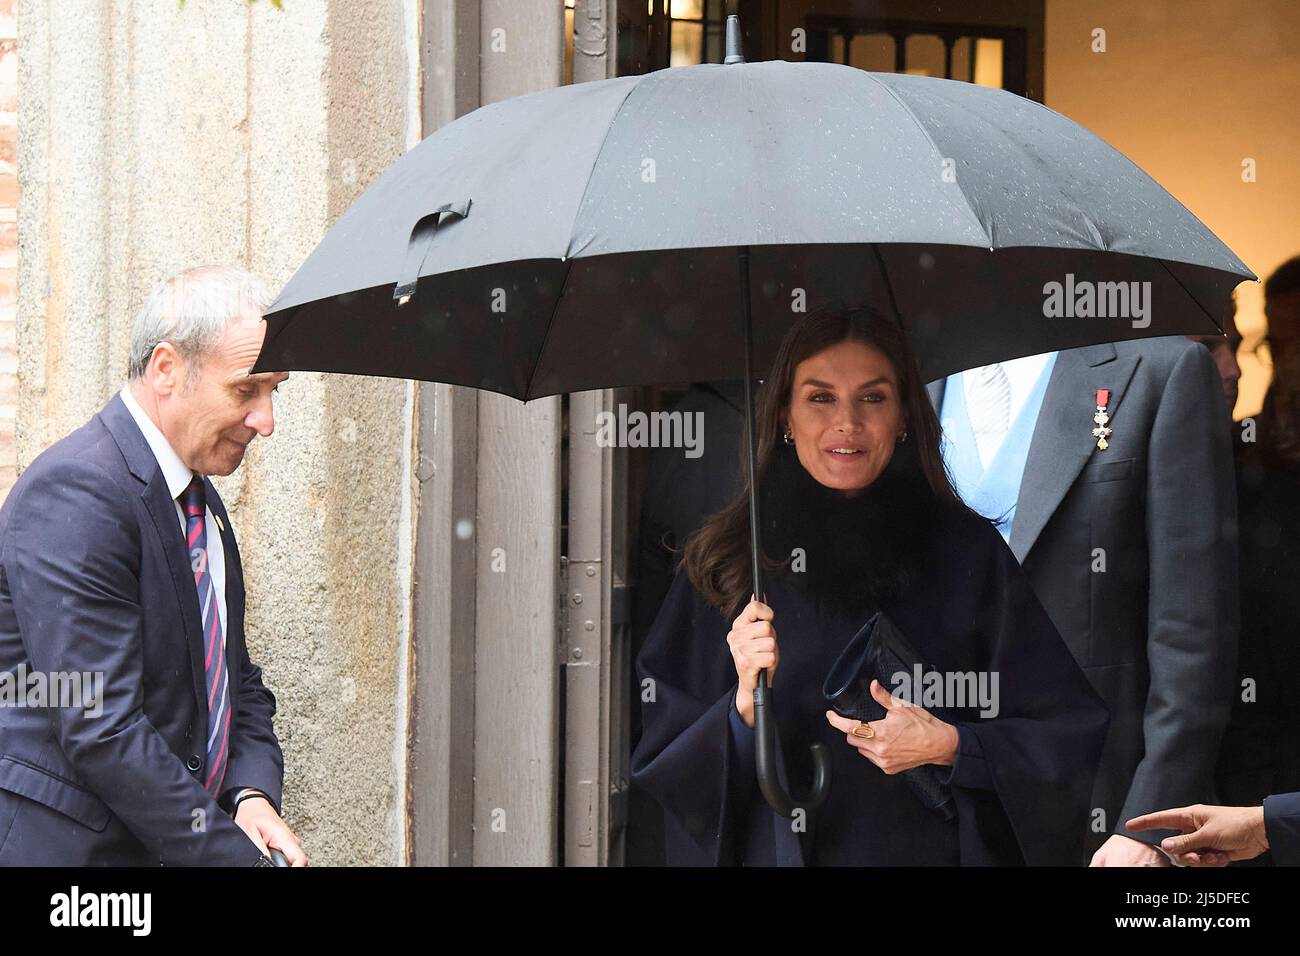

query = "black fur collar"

[{"left": 758, "top": 441, "right": 935, "bottom": 617}]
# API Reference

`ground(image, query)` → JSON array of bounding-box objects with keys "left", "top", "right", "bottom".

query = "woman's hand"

[
  {"left": 727, "top": 597, "right": 778, "bottom": 729},
  {"left": 824, "top": 679, "right": 959, "bottom": 774}
]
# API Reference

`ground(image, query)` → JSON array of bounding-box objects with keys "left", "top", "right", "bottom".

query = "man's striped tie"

[{"left": 180, "top": 477, "right": 229, "bottom": 797}]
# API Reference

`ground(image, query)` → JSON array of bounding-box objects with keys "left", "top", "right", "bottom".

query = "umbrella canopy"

[{"left": 255, "top": 59, "right": 1253, "bottom": 396}]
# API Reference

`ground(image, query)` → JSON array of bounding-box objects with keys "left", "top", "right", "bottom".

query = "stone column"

[{"left": 17, "top": 0, "right": 421, "bottom": 865}]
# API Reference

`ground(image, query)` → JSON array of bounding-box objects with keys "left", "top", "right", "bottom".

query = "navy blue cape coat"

[{"left": 631, "top": 503, "right": 1109, "bottom": 866}]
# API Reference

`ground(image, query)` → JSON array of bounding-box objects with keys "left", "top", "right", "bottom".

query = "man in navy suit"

[{"left": 0, "top": 266, "right": 305, "bottom": 865}]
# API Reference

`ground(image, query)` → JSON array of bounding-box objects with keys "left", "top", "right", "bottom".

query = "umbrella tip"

[{"left": 724, "top": 13, "right": 745, "bottom": 64}]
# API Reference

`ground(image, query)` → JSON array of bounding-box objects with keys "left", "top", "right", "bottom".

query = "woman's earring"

[
  {"left": 783, "top": 429, "right": 794, "bottom": 445},
  {"left": 898, "top": 429, "right": 909, "bottom": 443}
]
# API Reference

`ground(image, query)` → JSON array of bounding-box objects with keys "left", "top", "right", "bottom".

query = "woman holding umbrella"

[
  {"left": 246, "top": 9, "right": 1248, "bottom": 863},
  {"left": 631, "top": 304, "right": 1109, "bottom": 866}
]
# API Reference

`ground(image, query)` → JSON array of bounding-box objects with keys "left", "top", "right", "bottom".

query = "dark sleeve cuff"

[
  {"left": 937, "top": 724, "right": 994, "bottom": 791},
  {"left": 728, "top": 689, "right": 757, "bottom": 783},
  {"left": 220, "top": 786, "right": 277, "bottom": 816},
  {"left": 1263, "top": 792, "right": 1300, "bottom": 866}
]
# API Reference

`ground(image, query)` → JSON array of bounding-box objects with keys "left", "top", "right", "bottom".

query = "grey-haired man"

[{"left": 0, "top": 266, "right": 304, "bottom": 865}]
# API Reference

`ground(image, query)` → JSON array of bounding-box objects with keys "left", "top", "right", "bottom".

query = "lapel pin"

[
  {"left": 214, "top": 513, "right": 225, "bottom": 534},
  {"left": 1092, "top": 388, "right": 1112, "bottom": 450}
]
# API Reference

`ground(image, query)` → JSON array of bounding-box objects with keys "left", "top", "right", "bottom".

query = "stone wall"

[
  {"left": 0, "top": 0, "right": 15, "bottom": 501},
  {"left": 16, "top": 0, "right": 420, "bottom": 865}
]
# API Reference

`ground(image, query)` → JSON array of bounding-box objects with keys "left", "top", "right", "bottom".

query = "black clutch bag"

[{"left": 822, "top": 611, "right": 957, "bottom": 821}]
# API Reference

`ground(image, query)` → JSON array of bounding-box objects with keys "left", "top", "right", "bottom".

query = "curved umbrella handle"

[
  {"left": 753, "top": 676, "right": 832, "bottom": 818},
  {"left": 735, "top": 243, "right": 832, "bottom": 821}
]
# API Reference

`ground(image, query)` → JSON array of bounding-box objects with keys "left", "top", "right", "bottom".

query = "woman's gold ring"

[{"left": 851, "top": 722, "right": 875, "bottom": 739}]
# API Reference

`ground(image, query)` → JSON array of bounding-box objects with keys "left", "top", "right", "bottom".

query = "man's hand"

[
  {"left": 1089, "top": 832, "right": 1170, "bottom": 867},
  {"left": 234, "top": 797, "right": 308, "bottom": 867},
  {"left": 1127, "top": 804, "right": 1269, "bottom": 866}
]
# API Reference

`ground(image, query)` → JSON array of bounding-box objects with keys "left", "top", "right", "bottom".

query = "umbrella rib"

[
  {"left": 1021, "top": 95, "right": 1255, "bottom": 272},
  {"left": 870, "top": 244, "right": 905, "bottom": 332},
  {"left": 917, "top": 82, "right": 1111, "bottom": 252},
  {"left": 861, "top": 73, "right": 993, "bottom": 249},
  {"left": 563, "top": 79, "right": 641, "bottom": 260},
  {"left": 531, "top": 77, "right": 638, "bottom": 398},
  {"left": 1156, "top": 257, "right": 1228, "bottom": 332},
  {"left": 522, "top": 256, "right": 575, "bottom": 401}
]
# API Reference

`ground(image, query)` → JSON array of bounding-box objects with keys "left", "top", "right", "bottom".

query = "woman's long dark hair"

[{"left": 682, "top": 303, "right": 966, "bottom": 616}]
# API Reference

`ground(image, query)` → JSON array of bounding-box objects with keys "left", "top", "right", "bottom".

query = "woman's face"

[{"left": 784, "top": 338, "right": 906, "bottom": 495}]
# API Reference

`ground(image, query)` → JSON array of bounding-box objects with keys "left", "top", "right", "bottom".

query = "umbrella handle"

[
  {"left": 735, "top": 243, "right": 832, "bottom": 820},
  {"left": 754, "top": 675, "right": 832, "bottom": 819}
]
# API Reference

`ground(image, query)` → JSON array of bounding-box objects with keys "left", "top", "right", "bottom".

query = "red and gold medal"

[{"left": 1092, "top": 388, "right": 1112, "bottom": 450}]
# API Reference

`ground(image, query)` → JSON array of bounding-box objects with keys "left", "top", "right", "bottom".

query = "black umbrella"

[{"left": 254, "top": 13, "right": 1253, "bottom": 820}]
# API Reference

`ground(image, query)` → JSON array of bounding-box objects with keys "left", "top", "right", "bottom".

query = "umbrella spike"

[{"left": 724, "top": 12, "right": 745, "bottom": 65}]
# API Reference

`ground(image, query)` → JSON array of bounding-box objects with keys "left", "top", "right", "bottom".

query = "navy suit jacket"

[
  {"left": 0, "top": 394, "right": 282, "bottom": 865},
  {"left": 1264, "top": 792, "right": 1300, "bottom": 866}
]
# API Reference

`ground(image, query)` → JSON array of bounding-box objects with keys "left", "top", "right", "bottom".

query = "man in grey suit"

[{"left": 929, "top": 337, "right": 1237, "bottom": 866}]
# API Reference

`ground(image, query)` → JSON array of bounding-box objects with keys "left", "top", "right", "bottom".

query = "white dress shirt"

[
  {"left": 961, "top": 351, "right": 1056, "bottom": 469},
  {"left": 120, "top": 386, "right": 227, "bottom": 645}
]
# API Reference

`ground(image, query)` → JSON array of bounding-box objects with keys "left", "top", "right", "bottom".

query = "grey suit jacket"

[{"left": 928, "top": 338, "right": 1238, "bottom": 860}]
